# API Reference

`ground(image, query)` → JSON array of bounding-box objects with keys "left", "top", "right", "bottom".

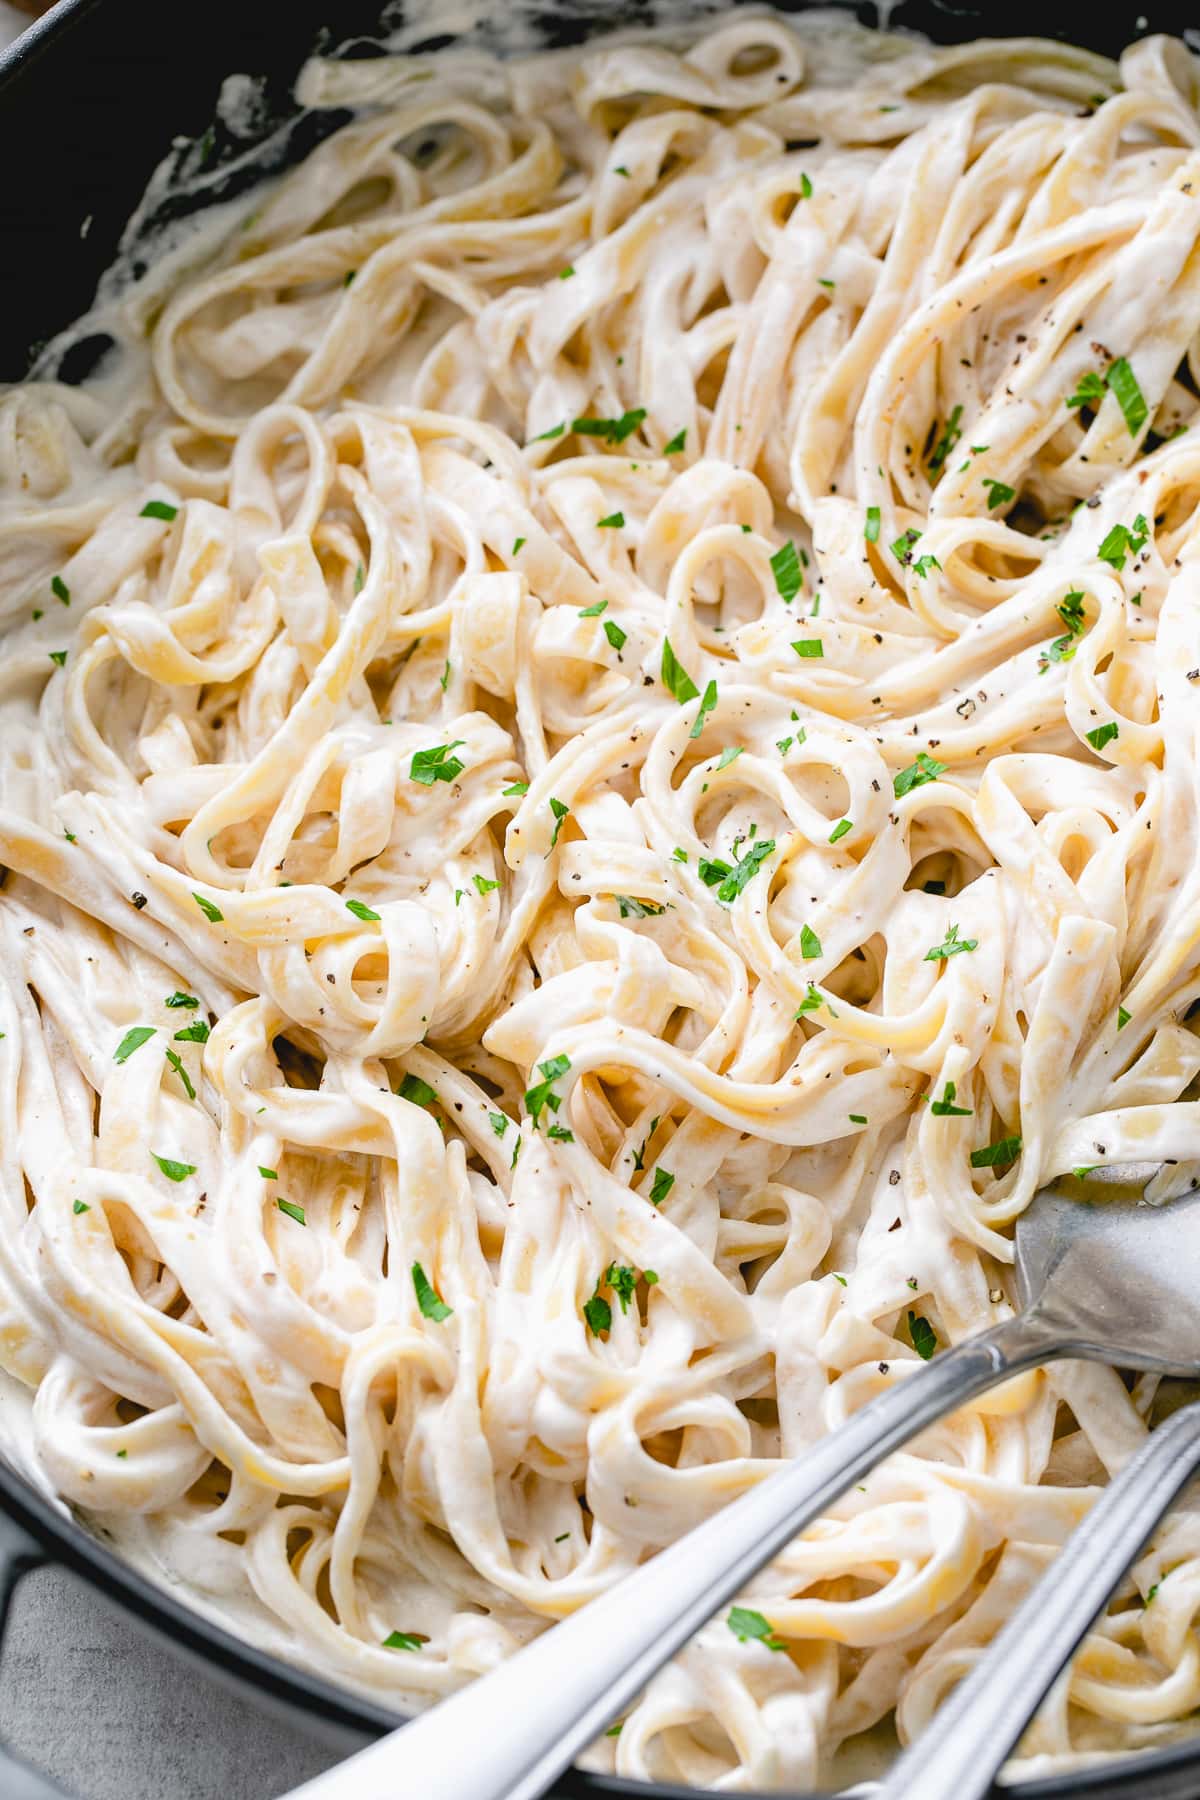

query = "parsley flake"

[
  {"left": 727, "top": 1607, "right": 786, "bottom": 1651},
  {"left": 894, "top": 753, "right": 946, "bottom": 797},
  {"left": 114, "top": 1026, "right": 155, "bottom": 1063},
  {"left": 908, "top": 1312, "right": 938, "bottom": 1358},
  {"left": 661, "top": 638, "right": 699, "bottom": 704},
  {"left": 930, "top": 1081, "right": 972, "bottom": 1116},
  {"left": 412, "top": 1262, "right": 453, "bottom": 1321},
  {"left": 152, "top": 1154, "right": 195, "bottom": 1183},
  {"left": 649, "top": 1166, "right": 675, "bottom": 1206},
  {"left": 771, "top": 541, "right": 802, "bottom": 604},
  {"left": 970, "top": 1135, "right": 1022, "bottom": 1168},
  {"left": 410, "top": 741, "right": 465, "bottom": 786}
]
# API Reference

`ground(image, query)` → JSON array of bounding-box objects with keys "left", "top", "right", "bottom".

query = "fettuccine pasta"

[{"left": 2, "top": 10, "right": 1200, "bottom": 1787}]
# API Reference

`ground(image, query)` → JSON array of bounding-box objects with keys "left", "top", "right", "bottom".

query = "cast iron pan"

[{"left": 1, "top": 1, "right": 1197, "bottom": 1794}]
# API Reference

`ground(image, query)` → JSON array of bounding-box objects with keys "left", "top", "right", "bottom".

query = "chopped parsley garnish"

[
  {"left": 48, "top": 650, "right": 67, "bottom": 666},
  {"left": 799, "top": 173, "right": 813, "bottom": 198},
  {"left": 605, "top": 1263, "right": 638, "bottom": 1313},
  {"left": 913, "top": 554, "right": 941, "bottom": 578},
  {"left": 924, "top": 923, "right": 978, "bottom": 961},
  {"left": 927, "top": 405, "right": 963, "bottom": 475},
  {"left": 1067, "top": 371, "right": 1107, "bottom": 411},
  {"left": 152, "top": 1154, "right": 195, "bottom": 1183},
  {"left": 531, "top": 422, "right": 565, "bottom": 442},
  {"left": 716, "top": 746, "right": 743, "bottom": 771},
  {"left": 894, "top": 753, "right": 946, "bottom": 797},
  {"left": 771, "top": 541, "right": 802, "bottom": 604},
  {"left": 525, "top": 1053, "right": 571, "bottom": 1126},
  {"left": 663, "top": 428, "right": 687, "bottom": 454},
  {"left": 792, "top": 638, "right": 823, "bottom": 658},
  {"left": 970, "top": 1134, "right": 1021, "bottom": 1168},
  {"left": 559, "top": 265, "right": 575, "bottom": 279},
  {"left": 579, "top": 600, "right": 607, "bottom": 617},
  {"left": 727, "top": 1607, "right": 786, "bottom": 1651},
  {"left": 440, "top": 659, "right": 451, "bottom": 691},
  {"left": 1097, "top": 514, "right": 1149, "bottom": 571},
  {"left": 649, "top": 1166, "right": 675, "bottom": 1206},
  {"left": 410, "top": 741, "right": 465, "bottom": 786},
  {"left": 800, "top": 924, "right": 822, "bottom": 960},
  {"left": 891, "top": 527, "right": 922, "bottom": 565},
  {"left": 908, "top": 1312, "right": 938, "bottom": 1358},
  {"left": 1105, "top": 358, "right": 1147, "bottom": 436},
  {"left": 616, "top": 895, "right": 664, "bottom": 918},
  {"left": 164, "top": 1049, "right": 195, "bottom": 1100},
  {"left": 412, "top": 1261, "right": 453, "bottom": 1321},
  {"left": 1118, "top": 1005, "right": 1131, "bottom": 1030},
  {"left": 473, "top": 873, "right": 500, "bottom": 895},
  {"left": 140, "top": 500, "right": 178, "bottom": 522},
  {"left": 547, "top": 1122, "right": 574, "bottom": 1142},
  {"left": 597, "top": 511, "right": 625, "bottom": 529},
  {"left": 631, "top": 1116, "right": 660, "bottom": 1172},
  {"left": 383, "top": 1632, "right": 425, "bottom": 1651},
  {"left": 345, "top": 898, "right": 381, "bottom": 921},
  {"left": 277, "top": 1199, "right": 306, "bottom": 1225},
  {"left": 354, "top": 563, "right": 365, "bottom": 594},
  {"left": 1086, "top": 721, "right": 1119, "bottom": 751},
  {"left": 1069, "top": 361, "right": 1147, "bottom": 437},
  {"left": 73, "top": 1199, "right": 90, "bottom": 1215},
  {"left": 51, "top": 575, "right": 70, "bottom": 606},
  {"left": 503, "top": 781, "right": 529, "bottom": 797},
  {"left": 512, "top": 536, "right": 526, "bottom": 555},
  {"left": 603, "top": 618, "right": 627, "bottom": 650},
  {"left": 795, "top": 982, "right": 824, "bottom": 1015},
  {"left": 573, "top": 409, "right": 646, "bottom": 444},
  {"left": 982, "top": 478, "right": 1015, "bottom": 510},
  {"left": 172, "top": 1020, "right": 210, "bottom": 1043},
  {"left": 828, "top": 818, "right": 852, "bottom": 844},
  {"left": 192, "top": 892, "right": 224, "bottom": 923},
  {"left": 930, "top": 1080, "right": 972, "bottom": 1116},
  {"left": 398, "top": 1073, "right": 439, "bottom": 1108},
  {"left": 258, "top": 1166, "right": 278, "bottom": 1181},
  {"left": 671, "top": 847, "right": 688, "bottom": 862},
  {"left": 865, "top": 506, "right": 881, "bottom": 543},
  {"left": 165, "top": 991, "right": 199, "bottom": 1009},
  {"left": 114, "top": 1026, "right": 155, "bottom": 1064},
  {"left": 690, "top": 677, "right": 718, "bottom": 740},
  {"left": 583, "top": 1290, "right": 612, "bottom": 1336},
  {"left": 715, "top": 839, "right": 775, "bottom": 903},
  {"left": 661, "top": 638, "right": 699, "bottom": 704},
  {"left": 548, "top": 796, "right": 569, "bottom": 848},
  {"left": 1057, "top": 590, "right": 1086, "bottom": 635}
]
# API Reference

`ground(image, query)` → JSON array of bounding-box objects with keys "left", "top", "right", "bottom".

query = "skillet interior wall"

[{"left": 0, "top": 0, "right": 1186, "bottom": 384}]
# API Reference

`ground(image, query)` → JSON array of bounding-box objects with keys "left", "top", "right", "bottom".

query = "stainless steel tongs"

[{"left": 284, "top": 1164, "right": 1200, "bottom": 1800}]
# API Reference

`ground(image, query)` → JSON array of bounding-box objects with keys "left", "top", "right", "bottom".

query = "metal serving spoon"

[{"left": 285, "top": 1164, "right": 1200, "bottom": 1800}]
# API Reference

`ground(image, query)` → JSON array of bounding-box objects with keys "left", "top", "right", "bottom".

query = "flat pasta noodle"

[{"left": 1, "top": 10, "right": 1200, "bottom": 1789}]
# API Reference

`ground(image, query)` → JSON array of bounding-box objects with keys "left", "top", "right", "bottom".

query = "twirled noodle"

[{"left": 2, "top": 10, "right": 1200, "bottom": 1788}]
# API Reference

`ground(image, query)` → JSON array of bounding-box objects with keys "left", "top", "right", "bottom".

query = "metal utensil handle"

[
  {"left": 877, "top": 1396, "right": 1200, "bottom": 1800},
  {"left": 284, "top": 1312, "right": 1053, "bottom": 1800}
]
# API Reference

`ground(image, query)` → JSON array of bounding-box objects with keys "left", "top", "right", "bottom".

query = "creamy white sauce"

[{"left": 1, "top": 9, "right": 1199, "bottom": 1789}]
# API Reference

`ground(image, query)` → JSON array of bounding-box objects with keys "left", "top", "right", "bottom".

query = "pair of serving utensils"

[{"left": 287, "top": 1163, "right": 1200, "bottom": 1800}]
